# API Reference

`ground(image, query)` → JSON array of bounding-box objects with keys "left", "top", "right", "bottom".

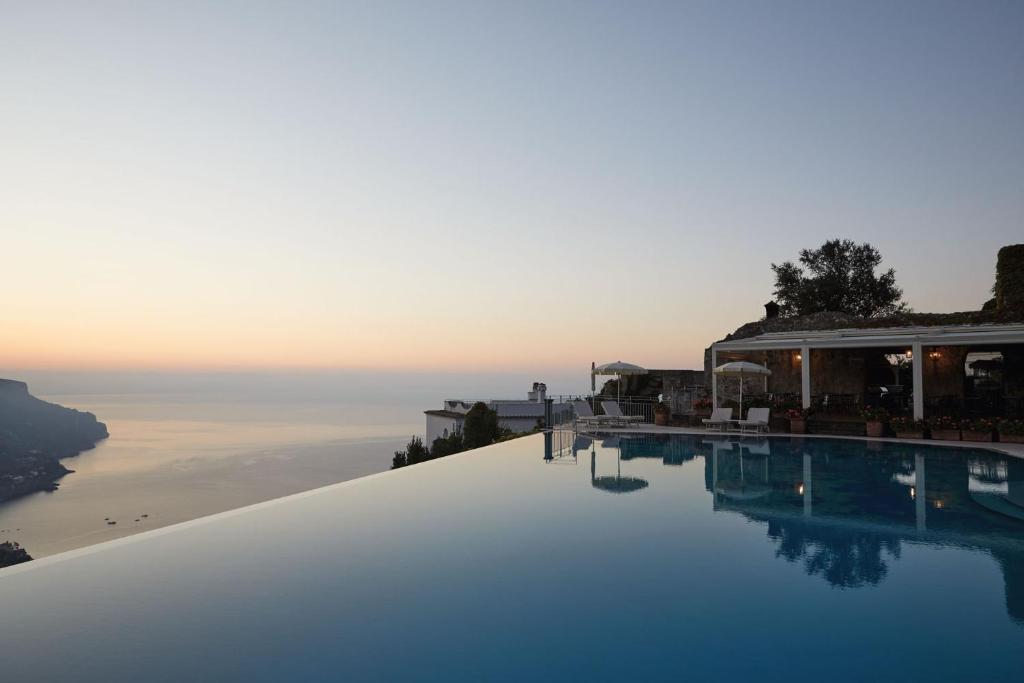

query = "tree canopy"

[
  {"left": 391, "top": 403, "right": 507, "bottom": 469},
  {"left": 462, "top": 402, "right": 504, "bottom": 449},
  {"left": 771, "top": 239, "right": 906, "bottom": 317}
]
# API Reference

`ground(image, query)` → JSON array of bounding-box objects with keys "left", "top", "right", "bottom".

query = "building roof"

[
  {"left": 713, "top": 322, "right": 1024, "bottom": 351},
  {"left": 424, "top": 410, "right": 466, "bottom": 419},
  {"left": 491, "top": 402, "right": 546, "bottom": 418}
]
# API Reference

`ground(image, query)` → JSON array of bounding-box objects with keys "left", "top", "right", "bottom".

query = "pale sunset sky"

[{"left": 2, "top": 1, "right": 1022, "bottom": 373}]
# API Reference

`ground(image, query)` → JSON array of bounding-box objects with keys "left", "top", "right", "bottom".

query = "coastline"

[{"left": 0, "top": 380, "right": 109, "bottom": 504}]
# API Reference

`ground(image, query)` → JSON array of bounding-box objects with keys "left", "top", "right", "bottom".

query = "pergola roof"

[{"left": 713, "top": 322, "right": 1024, "bottom": 352}]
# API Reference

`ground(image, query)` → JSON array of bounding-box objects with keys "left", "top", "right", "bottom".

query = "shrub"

[
  {"left": 861, "top": 406, "right": 889, "bottom": 422},
  {"left": 430, "top": 432, "right": 464, "bottom": 458},
  {"left": 964, "top": 418, "right": 996, "bottom": 433},
  {"left": 927, "top": 416, "right": 960, "bottom": 431},
  {"left": 692, "top": 398, "right": 713, "bottom": 412},
  {"left": 998, "top": 419, "right": 1024, "bottom": 435},
  {"left": 890, "top": 416, "right": 925, "bottom": 432}
]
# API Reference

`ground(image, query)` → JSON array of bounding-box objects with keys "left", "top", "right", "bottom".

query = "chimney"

[
  {"left": 529, "top": 382, "right": 547, "bottom": 403},
  {"left": 764, "top": 301, "right": 780, "bottom": 319}
]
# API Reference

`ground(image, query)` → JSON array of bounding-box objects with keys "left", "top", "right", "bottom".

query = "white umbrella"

[
  {"left": 713, "top": 361, "right": 771, "bottom": 418},
  {"left": 592, "top": 361, "right": 647, "bottom": 401}
]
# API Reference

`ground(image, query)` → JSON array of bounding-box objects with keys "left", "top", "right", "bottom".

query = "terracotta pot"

[
  {"left": 866, "top": 421, "right": 885, "bottom": 438},
  {"left": 999, "top": 433, "right": 1024, "bottom": 444},
  {"left": 790, "top": 418, "right": 807, "bottom": 434},
  {"left": 962, "top": 430, "right": 993, "bottom": 443},
  {"left": 895, "top": 431, "right": 924, "bottom": 440},
  {"left": 931, "top": 429, "right": 961, "bottom": 441},
  {"left": 654, "top": 412, "right": 669, "bottom": 426}
]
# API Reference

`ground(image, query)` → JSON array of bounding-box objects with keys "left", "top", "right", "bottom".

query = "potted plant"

[
  {"left": 998, "top": 418, "right": 1024, "bottom": 444},
  {"left": 928, "top": 416, "right": 961, "bottom": 441},
  {"left": 690, "top": 397, "right": 713, "bottom": 426},
  {"left": 654, "top": 402, "right": 670, "bottom": 426},
  {"left": 890, "top": 416, "right": 925, "bottom": 439},
  {"left": 961, "top": 417, "right": 995, "bottom": 442},
  {"left": 692, "top": 397, "right": 713, "bottom": 417},
  {"left": 861, "top": 406, "right": 889, "bottom": 438},
  {"left": 787, "top": 408, "right": 809, "bottom": 434}
]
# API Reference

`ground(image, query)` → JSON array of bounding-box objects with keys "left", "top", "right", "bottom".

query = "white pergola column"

[
  {"left": 915, "top": 453, "right": 926, "bottom": 532},
  {"left": 800, "top": 345, "right": 811, "bottom": 410},
  {"left": 803, "top": 453, "right": 812, "bottom": 518},
  {"left": 912, "top": 341, "right": 924, "bottom": 421},
  {"left": 711, "top": 346, "right": 718, "bottom": 407}
]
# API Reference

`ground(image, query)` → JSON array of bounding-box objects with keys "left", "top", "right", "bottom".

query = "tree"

[
  {"left": 430, "top": 432, "right": 464, "bottom": 458},
  {"left": 0, "top": 541, "right": 32, "bottom": 568},
  {"left": 462, "top": 402, "right": 504, "bottom": 450},
  {"left": 771, "top": 239, "right": 906, "bottom": 317},
  {"left": 391, "top": 435, "right": 430, "bottom": 469},
  {"left": 391, "top": 450, "right": 407, "bottom": 469}
]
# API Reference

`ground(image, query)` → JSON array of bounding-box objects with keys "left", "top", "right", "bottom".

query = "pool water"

[{"left": 2, "top": 432, "right": 1023, "bottom": 681}]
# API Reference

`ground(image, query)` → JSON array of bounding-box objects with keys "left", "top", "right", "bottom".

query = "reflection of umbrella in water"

[
  {"left": 590, "top": 441, "right": 649, "bottom": 494},
  {"left": 714, "top": 439, "right": 771, "bottom": 500}
]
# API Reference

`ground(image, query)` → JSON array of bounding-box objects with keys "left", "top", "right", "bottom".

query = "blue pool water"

[{"left": 2, "top": 432, "right": 1024, "bottom": 681}]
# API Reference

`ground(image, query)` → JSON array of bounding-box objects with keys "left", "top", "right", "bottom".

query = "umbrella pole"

[{"left": 741, "top": 374, "right": 749, "bottom": 421}]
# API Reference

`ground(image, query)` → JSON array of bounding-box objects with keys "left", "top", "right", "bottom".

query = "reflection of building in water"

[
  {"left": 616, "top": 433, "right": 699, "bottom": 466},
  {"left": 700, "top": 437, "right": 1024, "bottom": 624}
]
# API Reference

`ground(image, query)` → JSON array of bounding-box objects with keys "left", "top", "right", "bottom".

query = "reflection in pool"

[
  {"left": 552, "top": 431, "right": 1024, "bottom": 621},
  {"left": 1, "top": 431, "right": 1023, "bottom": 681}
]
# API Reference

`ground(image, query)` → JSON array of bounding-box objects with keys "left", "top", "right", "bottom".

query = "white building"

[{"left": 424, "top": 382, "right": 573, "bottom": 445}]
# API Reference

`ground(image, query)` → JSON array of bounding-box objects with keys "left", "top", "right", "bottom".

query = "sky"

[{"left": 2, "top": 0, "right": 1022, "bottom": 373}]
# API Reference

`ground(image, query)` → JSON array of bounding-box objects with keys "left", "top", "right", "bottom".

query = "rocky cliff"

[{"left": 0, "top": 379, "right": 108, "bottom": 502}]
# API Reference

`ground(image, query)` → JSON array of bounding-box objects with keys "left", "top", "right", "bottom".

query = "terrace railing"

[{"left": 581, "top": 395, "right": 661, "bottom": 424}]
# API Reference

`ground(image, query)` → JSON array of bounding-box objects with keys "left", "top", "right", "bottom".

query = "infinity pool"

[{"left": 2, "top": 432, "right": 1024, "bottom": 681}]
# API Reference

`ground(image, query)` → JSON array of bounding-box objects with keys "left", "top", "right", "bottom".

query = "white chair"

[
  {"left": 702, "top": 407, "right": 733, "bottom": 432},
  {"left": 738, "top": 407, "right": 771, "bottom": 435},
  {"left": 572, "top": 400, "right": 613, "bottom": 428},
  {"left": 600, "top": 401, "right": 644, "bottom": 427}
]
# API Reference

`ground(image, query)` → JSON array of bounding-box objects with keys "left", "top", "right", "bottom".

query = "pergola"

[{"left": 711, "top": 323, "right": 1024, "bottom": 420}]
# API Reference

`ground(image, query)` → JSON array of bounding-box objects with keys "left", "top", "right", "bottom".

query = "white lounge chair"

[
  {"left": 601, "top": 401, "right": 643, "bottom": 427},
  {"left": 738, "top": 407, "right": 770, "bottom": 435},
  {"left": 702, "top": 407, "right": 733, "bottom": 432},
  {"left": 572, "top": 400, "right": 613, "bottom": 428}
]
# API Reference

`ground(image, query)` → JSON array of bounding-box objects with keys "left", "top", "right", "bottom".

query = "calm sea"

[{"left": 0, "top": 370, "right": 585, "bottom": 557}]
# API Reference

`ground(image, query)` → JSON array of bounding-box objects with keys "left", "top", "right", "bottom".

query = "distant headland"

[{"left": 0, "top": 379, "right": 108, "bottom": 504}]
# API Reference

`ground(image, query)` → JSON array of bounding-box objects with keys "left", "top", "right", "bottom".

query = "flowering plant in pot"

[
  {"left": 787, "top": 408, "right": 810, "bottom": 434},
  {"left": 654, "top": 402, "right": 671, "bottom": 426},
  {"left": 860, "top": 406, "right": 889, "bottom": 438},
  {"left": 692, "top": 397, "right": 713, "bottom": 418},
  {"left": 961, "top": 417, "right": 995, "bottom": 442},
  {"left": 890, "top": 416, "right": 925, "bottom": 439},
  {"left": 998, "top": 419, "right": 1024, "bottom": 444},
  {"left": 927, "top": 415, "right": 961, "bottom": 441}
]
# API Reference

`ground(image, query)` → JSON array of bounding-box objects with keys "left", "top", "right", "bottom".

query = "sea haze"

[{"left": 0, "top": 369, "right": 587, "bottom": 557}]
